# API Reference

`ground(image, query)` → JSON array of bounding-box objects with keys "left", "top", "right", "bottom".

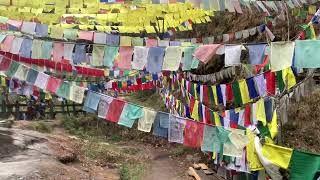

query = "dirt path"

[
  {"left": 0, "top": 127, "right": 119, "bottom": 180},
  {"left": 0, "top": 126, "right": 194, "bottom": 180},
  {"left": 143, "top": 148, "right": 187, "bottom": 180}
]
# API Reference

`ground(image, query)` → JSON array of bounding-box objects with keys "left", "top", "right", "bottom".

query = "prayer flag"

[
  {"left": 270, "top": 42, "right": 294, "bottom": 71},
  {"left": 162, "top": 46, "right": 183, "bottom": 71},
  {"left": 138, "top": 108, "right": 157, "bottom": 132},
  {"left": 56, "top": 82, "right": 71, "bottom": 99},
  {"left": 118, "top": 103, "right": 143, "bottom": 128},
  {"left": 106, "top": 99, "right": 126, "bottom": 123},
  {"left": 193, "top": 44, "right": 221, "bottom": 64},
  {"left": 225, "top": 45, "right": 242, "bottom": 66},
  {"left": 132, "top": 46, "right": 149, "bottom": 70},
  {"left": 97, "top": 95, "right": 114, "bottom": 119},
  {"left": 153, "top": 112, "right": 169, "bottom": 138},
  {"left": 168, "top": 114, "right": 186, "bottom": 144},
  {"left": 183, "top": 120, "right": 204, "bottom": 148},
  {"left": 290, "top": 150, "right": 320, "bottom": 180}
]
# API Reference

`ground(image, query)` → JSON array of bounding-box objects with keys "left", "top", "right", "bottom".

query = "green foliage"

[
  {"left": 60, "top": 115, "right": 100, "bottom": 138},
  {"left": 110, "top": 134, "right": 122, "bottom": 142},
  {"left": 120, "top": 164, "right": 145, "bottom": 180}
]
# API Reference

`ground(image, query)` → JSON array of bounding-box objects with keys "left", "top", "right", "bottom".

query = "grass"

[
  {"left": 81, "top": 139, "right": 121, "bottom": 164},
  {"left": 25, "top": 121, "right": 52, "bottom": 133},
  {"left": 169, "top": 145, "right": 194, "bottom": 157},
  {"left": 119, "top": 164, "right": 145, "bottom": 180},
  {"left": 121, "top": 90, "right": 168, "bottom": 112}
]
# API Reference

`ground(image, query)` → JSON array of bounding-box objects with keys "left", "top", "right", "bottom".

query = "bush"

[{"left": 119, "top": 164, "right": 145, "bottom": 180}]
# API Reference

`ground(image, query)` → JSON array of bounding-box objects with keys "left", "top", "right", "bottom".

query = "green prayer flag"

[
  {"left": 118, "top": 104, "right": 143, "bottom": 128},
  {"left": 190, "top": 82, "right": 195, "bottom": 97},
  {"left": 182, "top": 46, "right": 197, "bottom": 71},
  {"left": 257, "top": 121, "right": 271, "bottom": 139},
  {"left": 290, "top": 150, "right": 320, "bottom": 180},
  {"left": 232, "top": 81, "right": 242, "bottom": 106},
  {"left": 40, "top": 90, "right": 46, "bottom": 100},
  {"left": 276, "top": 71, "right": 285, "bottom": 92},
  {"left": 191, "top": 58, "right": 200, "bottom": 69},
  {"left": 118, "top": 81, "right": 122, "bottom": 89},
  {"left": 103, "top": 46, "right": 119, "bottom": 68},
  {"left": 63, "top": 29, "right": 78, "bottom": 40},
  {"left": 124, "top": 70, "right": 130, "bottom": 76},
  {"left": 131, "top": 37, "right": 144, "bottom": 46},
  {"left": 56, "top": 82, "right": 71, "bottom": 99},
  {"left": 5, "top": 61, "right": 20, "bottom": 77},
  {"left": 294, "top": 40, "right": 320, "bottom": 68},
  {"left": 41, "top": 41, "right": 53, "bottom": 59},
  {"left": 207, "top": 86, "right": 214, "bottom": 106},
  {"left": 141, "top": 77, "right": 146, "bottom": 83}
]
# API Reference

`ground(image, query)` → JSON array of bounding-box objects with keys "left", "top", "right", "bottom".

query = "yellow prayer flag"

[
  {"left": 282, "top": 67, "right": 296, "bottom": 90},
  {"left": 268, "top": 109, "right": 278, "bottom": 139},
  {"left": 212, "top": 85, "right": 218, "bottom": 105},
  {"left": 104, "top": 70, "right": 109, "bottom": 77},
  {"left": 214, "top": 112, "right": 221, "bottom": 126},
  {"left": 256, "top": 99, "right": 266, "bottom": 126},
  {"left": 309, "top": 5, "right": 316, "bottom": 15},
  {"left": 261, "top": 143, "right": 293, "bottom": 169},
  {"left": 49, "top": 25, "right": 64, "bottom": 39},
  {"left": 193, "top": 83, "right": 197, "bottom": 99},
  {"left": 45, "top": 93, "right": 52, "bottom": 100},
  {"left": 239, "top": 79, "right": 251, "bottom": 104},
  {"left": 309, "top": 23, "right": 317, "bottom": 40},
  {"left": 246, "top": 130, "right": 264, "bottom": 171},
  {"left": 191, "top": 100, "right": 199, "bottom": 121}
]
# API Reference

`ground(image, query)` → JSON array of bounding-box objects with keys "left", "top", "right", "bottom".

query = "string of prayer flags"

[
  {"left": 1, "top": 58, "right": 86, "bottom": 104},
  {"left": 170, "top": 70, "right": 297, "bottom": 110}
]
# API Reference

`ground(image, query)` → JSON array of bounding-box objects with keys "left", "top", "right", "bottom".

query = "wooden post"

[
  {"left": 61, "top": 100, "right": 65, "bottom": 114},
  {"left": 15, "top": 100, "right": 20, "bottom": 120},
  {"left": 66, "top": 100, "right": 70, "bottom": 116},
  {"left": 49, "top": 100, "right": 55, "bottom": 119},
  {"left": 72, "top": 102, "right": 77, "bottom": 116}
]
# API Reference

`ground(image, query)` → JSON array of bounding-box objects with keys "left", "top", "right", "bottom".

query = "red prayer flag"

[
  {"left": 203, "top": 85, "right": 209, "bottom": 105},
  {"left": 183, "top": 120, "right": 204, "bottom": 148},
  {"left": 265, "top": 71, "right": 276, "bottom": 96},
  {"left": 106, "top": 99, "right": 125, "bottom": 123},
  {"left": 46, "top": 77, "right": 61, "bottom": 94},
  {"left": 0, "top": 57, "right": 11, "bottom": 71},
  {"left": 226, "top": 83, "right": 233, "bottom": 102},
  {"left": 244, "top": 105, "right": 251, "bottom": 127}
]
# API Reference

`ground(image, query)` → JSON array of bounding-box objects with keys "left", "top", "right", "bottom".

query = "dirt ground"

[{"left": 0, "top": 121, "right": 203, "bottom": 180}]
